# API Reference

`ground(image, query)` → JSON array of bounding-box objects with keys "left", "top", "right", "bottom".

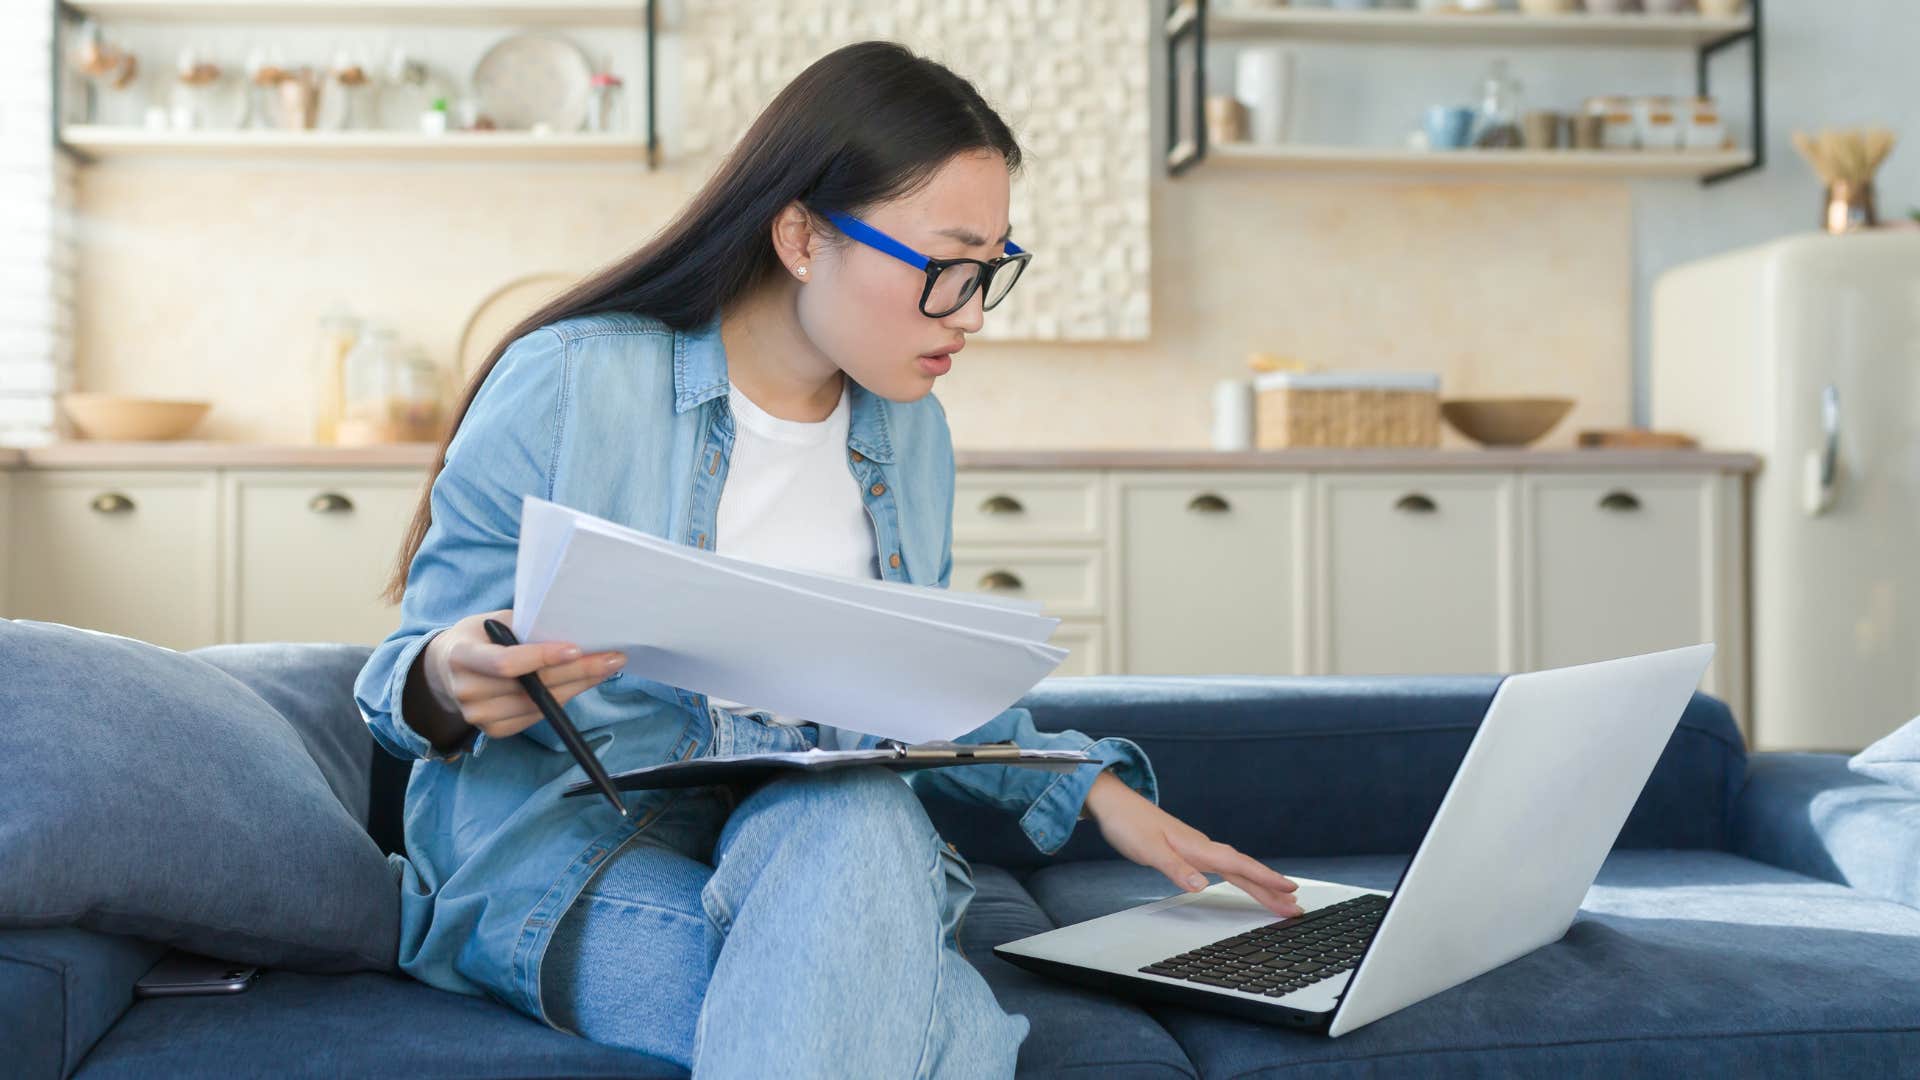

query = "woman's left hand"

[{"left": 1081, "top": 771, "right": 1303, "bottom": 918}]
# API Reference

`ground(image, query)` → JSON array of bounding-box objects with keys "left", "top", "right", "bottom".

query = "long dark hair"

[{"left": 381, "top": 40, "right": 1024, "bottom": 605}]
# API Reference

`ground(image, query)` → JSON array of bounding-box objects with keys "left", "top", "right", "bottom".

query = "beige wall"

[{"left": 74, "top": 159, "right": 1629, "bottom": 451}]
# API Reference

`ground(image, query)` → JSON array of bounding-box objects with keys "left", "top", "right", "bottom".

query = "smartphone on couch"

[{"left": 133, "top": 949, "right": 260, "bottom": 997}]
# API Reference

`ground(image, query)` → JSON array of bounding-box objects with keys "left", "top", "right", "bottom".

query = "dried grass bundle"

[{"left": 1793, "top": 126, "right": 1897, "bottom": 185}]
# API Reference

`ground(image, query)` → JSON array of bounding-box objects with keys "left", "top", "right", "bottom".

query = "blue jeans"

[{"left": 539, "top": 705, "right": 1030, "bottom": 1077}]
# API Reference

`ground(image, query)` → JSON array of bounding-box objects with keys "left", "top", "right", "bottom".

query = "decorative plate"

[{"left": 471, "top": 32, "right": 595, "bottom": 132}]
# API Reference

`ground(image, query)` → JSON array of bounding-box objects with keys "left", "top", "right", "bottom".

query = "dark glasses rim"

[{"left": 918, "top": 250, "right": 1033, "bottom": 318}]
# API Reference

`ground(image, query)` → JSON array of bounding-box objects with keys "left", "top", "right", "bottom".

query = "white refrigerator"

[{"left": 1652, "top": 231, "right": 1920, "bottom": 753}]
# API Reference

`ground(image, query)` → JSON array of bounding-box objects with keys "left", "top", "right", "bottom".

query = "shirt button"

[
  {"left": 888, "top": 553, "right": 902, "bottom": 569},
  {"left": 870, "top": 482, "right": 886, "bottom": 496},
  {"left": 850, "top": 450, "right": 864, "bottom": 463}
]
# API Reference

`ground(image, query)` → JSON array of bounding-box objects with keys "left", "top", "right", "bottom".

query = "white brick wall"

[
  {"left": 682, "top": 0, "right": 1152, "bottom": 342},
  {"left": 0, "top": 1, "right": 73, "bottom": 447}
]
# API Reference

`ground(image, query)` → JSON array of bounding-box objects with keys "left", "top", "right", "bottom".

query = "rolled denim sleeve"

[
  {"left": 353, "top": 326, "right": 569, "bottom": 764},
  {"left": 902, "top": 706, "right": 1159, "bottom": 856}
]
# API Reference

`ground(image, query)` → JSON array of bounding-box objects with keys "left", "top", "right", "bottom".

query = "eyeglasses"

[{"left": 822, "top": 209, "right": 1031, "bottom": 319}]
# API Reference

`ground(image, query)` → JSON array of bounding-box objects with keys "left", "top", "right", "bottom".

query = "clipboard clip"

[{"left": 885, "top": 738, "right": 1024, "bottom": 761}]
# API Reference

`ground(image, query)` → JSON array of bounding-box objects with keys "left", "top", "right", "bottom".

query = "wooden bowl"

[
  {"left": 59, "top": 393, "right": 211, "bottom": 441},
  {"left": 1440, "top": 397, "right": 1574, "bottom": 447}
]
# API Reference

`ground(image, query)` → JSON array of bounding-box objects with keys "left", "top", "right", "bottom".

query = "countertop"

[{"left": 0, "top": 442, "right": 1763, "bottom": 472}]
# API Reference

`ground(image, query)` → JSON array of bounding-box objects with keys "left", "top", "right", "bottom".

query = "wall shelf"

[
  {"left": 52, "top": 0, "right": 659, "bottom": 167},
  {"left": 57, "top": 0, "right": 649, "bottom": 25},
  {"left": 1195, "top": 142, "right": 1754, "bottom": 180},
  {"left": 59, "top": 125, "right": 652, "bottom": 162},
  {"left": 1163, "top": 0, "right": 1765, "bottom": 186},
  {"left": 1189, "top": 7, "right": 1755, "bottom": 49}
]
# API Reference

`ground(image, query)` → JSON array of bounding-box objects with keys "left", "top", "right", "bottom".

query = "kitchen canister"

[
  {"left": 1211, "top": 378, "right": 1255, "bottom": 451},
  {"left": 1234, "top": 46, "right": 1294, "bottom": 146}
]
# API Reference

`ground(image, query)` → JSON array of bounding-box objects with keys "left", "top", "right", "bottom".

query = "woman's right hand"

[{"left": 420, "top": 608, "right": 628, "bottom": 743}]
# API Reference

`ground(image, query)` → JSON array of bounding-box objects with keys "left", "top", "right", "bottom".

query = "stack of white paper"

[{"left": 511, "top": 496, "right": 1070, "bottom": 743}]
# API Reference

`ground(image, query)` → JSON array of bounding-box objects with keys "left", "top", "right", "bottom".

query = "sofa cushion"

[
  {"left": 1848, "top": 713, "right": 1920, "bottom": 794},
  {"left": 188, "top": 643, "right": 380, "bottom": 827},
  {"left": 929, "top": 677, "right": 1748, "bottom": 873},
  {"left": 74, "top": 862, "right": 1194, "bottom": 1078},
  {"left": 71, "top": 968, "right": 683, "bottom": 1079},
  {"left": 0, "top": 620, "right": 398, "bottom": 972},
  {"left": 1022, "top": 851, "right": 1920, "bottom": 1077},
  {"left": 0, "top": 929, "right": 165, "bottom": 1080},
  {"left": 960, "top": 865, "right": 1195, "bottom": 1078}
]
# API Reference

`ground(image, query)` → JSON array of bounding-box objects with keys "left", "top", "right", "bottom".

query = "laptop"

[{"left": 994, "top": 643, "right": 1716, "bottom": 1037}]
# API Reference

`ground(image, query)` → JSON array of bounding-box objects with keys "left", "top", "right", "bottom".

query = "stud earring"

[{"left": 796, "top": 266, "right": 808, "bottom": 277}]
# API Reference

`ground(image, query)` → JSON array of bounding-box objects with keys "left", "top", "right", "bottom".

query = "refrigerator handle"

[{"left": 1803, "top": 383, "right": 1840, "bottom": 516}]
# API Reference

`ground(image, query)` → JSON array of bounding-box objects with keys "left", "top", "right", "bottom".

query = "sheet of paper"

[
  {"left": 553, "top": 501, "right": 1058, "bottom": 640},
  {"left": 514, "top": 498, "right": 1070, "bottom": 742}
]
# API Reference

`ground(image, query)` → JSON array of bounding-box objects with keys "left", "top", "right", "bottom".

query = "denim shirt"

[{"left": 353, "top": 310, "right": 1158, "bottom": 1023}]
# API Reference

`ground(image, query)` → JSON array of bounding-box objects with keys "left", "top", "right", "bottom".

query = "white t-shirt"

[{"left": 707, "top": 377, "right": 879, "bottom": 724}]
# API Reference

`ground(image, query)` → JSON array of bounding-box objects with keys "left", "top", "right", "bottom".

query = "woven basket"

[{"left": 1253, "top": 372, "right": 1441, "bottom": 449}]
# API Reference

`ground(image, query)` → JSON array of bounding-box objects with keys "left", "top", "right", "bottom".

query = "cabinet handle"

[
  {"left": 309, "top": 491, "right": 356, "bottom": 514},
  {"left": 1186, "top": 492, "right": 1231, "bottom": 514},
  {"left": 89, "top": 492, "right": 135, "bottom": 514},
  {"left": 1597, "top": 490, "right": 1642, "bottom": 513},
  {"left": 978, "top": 493, "right": 1025, "bottom": 516},
  {"left": 976, "top": 570, "right": 1025, "bottom": 592},
  {"left": 1394, "top": 493, "right": 1438, "bottom": 514}
]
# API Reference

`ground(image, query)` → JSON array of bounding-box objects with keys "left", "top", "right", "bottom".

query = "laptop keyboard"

[{"left": 1137, "top": 893, "right": 1387, "bottom": 998}]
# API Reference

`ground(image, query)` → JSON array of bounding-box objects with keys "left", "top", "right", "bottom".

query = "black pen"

[{"left": 482, "top": 618, "right": 632, "bottom": 824}]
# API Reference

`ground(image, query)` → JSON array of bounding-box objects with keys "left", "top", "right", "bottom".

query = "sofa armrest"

[
  {"left": 1731, "top": 752, "right": 1920, "bottom": 910},
  {"left": 0, "top": 929, "right": 166, "bottom": 1079}
]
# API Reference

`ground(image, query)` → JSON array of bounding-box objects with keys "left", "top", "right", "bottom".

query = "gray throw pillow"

[
  {"left": 0, "top": 619, "right": 398, "bottom": 972},
  {"left": 188, "top": 642, "right": 380, "bottom": 827},
  {"left": 1850, "top": 714, "right": 1920, "bottom": 794}
]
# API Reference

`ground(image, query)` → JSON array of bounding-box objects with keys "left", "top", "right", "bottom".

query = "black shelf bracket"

[
  {"left": 1696, "top": 0, "right": 1763, "bottom": 186},
  {"left": 1165, "top": 0, "right": 1207, "bottom": 177},
  {"left": 645, "top": 0, "right": 657, "bottom": 169},
  {"left": 1164, "top": 0, "right": 1765, "bottom": 187}
]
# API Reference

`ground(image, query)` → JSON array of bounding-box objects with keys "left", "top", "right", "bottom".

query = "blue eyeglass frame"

[{"left": 823, "top": 209, "right": 1031, "bottom": 318}]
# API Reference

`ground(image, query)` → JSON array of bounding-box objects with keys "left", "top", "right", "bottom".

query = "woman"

[{"left": 355, "top": 40, "right": 1300, "bottom": 1077}]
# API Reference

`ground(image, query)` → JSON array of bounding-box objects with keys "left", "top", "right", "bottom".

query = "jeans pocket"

[{"left": 933, "top": 836, "right": 976, "bottom": 951}]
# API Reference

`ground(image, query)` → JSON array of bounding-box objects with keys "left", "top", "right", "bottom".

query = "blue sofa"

[{"left": 12, "top": 644, "right": 1920, "bottom": 1077}]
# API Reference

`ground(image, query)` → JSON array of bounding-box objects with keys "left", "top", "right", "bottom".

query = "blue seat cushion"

[
  {"left": 76, "top": 864, "right": 1195, "bottom": 1078},
  {"left": 1022, "top": 851, "right": 1920, "bottom": 1077},
  {"left": 71, "top": 966, "right": 684, "bottom": 1079},
  {"left": 960, "top": 865, "right": 1194, "bottom": 1078}
]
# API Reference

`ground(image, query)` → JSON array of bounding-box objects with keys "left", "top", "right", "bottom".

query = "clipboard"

[{"left": 562, "top": 740, "right": 1098, "bottom": 795}]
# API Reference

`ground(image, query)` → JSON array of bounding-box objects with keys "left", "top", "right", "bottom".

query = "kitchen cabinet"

[
  {"left": 1520, "top": 471, "right": 1744, "bottom": 717},
  {"left": 0, "top": 449, "right": 1754, "bottom": 734},
  {"left": 6, "top": 469, "right": 221, "bottom": 650},
  {"left": 1110, "top": 472, "right": 1310, "bottom": 676},
  {"left": 1049, "top": 620, "right": 1106, "bottom": 678},
  {"left": 948, "top": 470, "right": 1112, "bottom": 676},
  {"left": 949, "top": 546, "right": 1104, "bottom": 620},
  {"left": 225, "top": 470, "right": 426, "bottom": 645},
  {"left": 1314, "top": 473, "right": 1516, "bottom": 676}
]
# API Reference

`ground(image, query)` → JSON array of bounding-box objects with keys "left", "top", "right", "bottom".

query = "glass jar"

[
  {"left": 311, "top": 308, "right": 359, "bottom": 444},
  {"left": 1470, "top": 59, "right": 1523, "bottom": 149},
  {"left": 1684, "top": 96, "right": 1726, "bottom": 151},
  {"left": 1635, "top": 95, "right": 1681, "bottom": 151},
  {"left": 1589, "top": 95, "right": 1638, "bottom": 150},
  {"left": 337, "top": 327, "right": 446, "bottom": 445}
]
